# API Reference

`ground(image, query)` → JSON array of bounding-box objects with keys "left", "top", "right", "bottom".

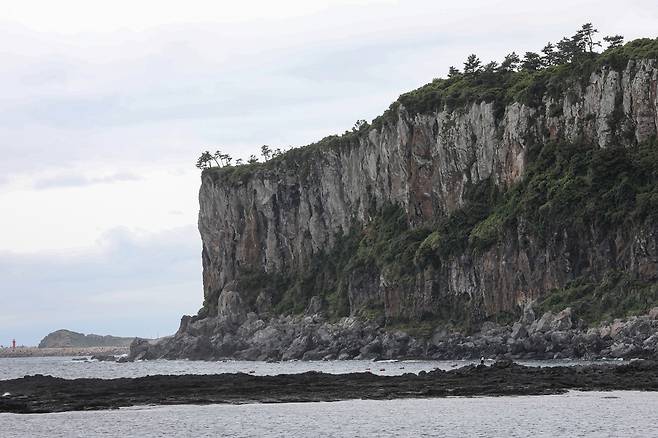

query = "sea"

[{"left": 1, "top": 356, "right": 656, "bottom": 437}]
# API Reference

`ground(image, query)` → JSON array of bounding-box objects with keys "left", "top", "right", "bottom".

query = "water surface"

[
  {"left": 0, "top": 356, "right": 622, "bottom": 380},
  {"left": 1, "top": 391, "right": 655, "bottom": 437}
]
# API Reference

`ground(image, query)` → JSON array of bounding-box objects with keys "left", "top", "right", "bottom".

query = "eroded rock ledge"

[{"left": 2, "top": 360, "right": 658, "bottom": 414}]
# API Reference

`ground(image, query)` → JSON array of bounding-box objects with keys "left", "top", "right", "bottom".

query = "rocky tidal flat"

[{"left": 2, "top": 360, "right": 658, "bottom": 414}]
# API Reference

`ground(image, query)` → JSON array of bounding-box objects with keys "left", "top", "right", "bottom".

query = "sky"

[{"left": 1, "top": 0, "right": 657, "bottom": 346}]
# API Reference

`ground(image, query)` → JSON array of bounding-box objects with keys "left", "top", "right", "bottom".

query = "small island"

[{"left": 0, "top": 330, "right": 137, "bottom": 358}]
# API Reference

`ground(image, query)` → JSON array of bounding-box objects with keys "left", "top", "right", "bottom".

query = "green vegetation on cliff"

[
  {"left": 383, "top": 37, "right": 658, "bottom": 124},
  {"left": 466, "top": 139, "right": 658, "bottom": 250},
  {"left": 198, "top": 27, "right": 658, "bottom": 330},
  {"left": 202, "top": 27, "right": 657, "bottom": 185},
  {"left": 197, "top": 23, "right": 658, "bottom": 183},
  {"left": 536, "top": 271, "right": 658, "bottom": 325},
  {"left": 220, "top": 138, "right": 657, "bottom": 329}
]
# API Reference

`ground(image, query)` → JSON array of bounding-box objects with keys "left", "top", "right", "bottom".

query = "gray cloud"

[
  {"left": 1, "top": 1, "right": 655, "bottom": 179},
  {"left": 0, "top": 226, "right": 202, "bottom": 345},
  {"left": 32, "top": 171, "right": 141, "bottom": 190}
]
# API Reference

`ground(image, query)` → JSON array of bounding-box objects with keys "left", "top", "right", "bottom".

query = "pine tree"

[
  {"left": 448, "top": 66, "right": 461, "bottom": 77},
  {"left": 500, "top": 52, "right": 520, "bottom": 72},
  {"left": 521, "top": 52, "right": 543, "bottom": 71},
  {"left": 463, "top": 54, "right": 482, "bottom": 75},
  {"left": 261, "top": 145, "right": 271, "bottom": 161},
  {"left": 556, "top": 37, "right": 578, "bottom": 63},
  {"left": 541, "top": 42, "right": 558, "bottom": 66},
  {"left": 483, "top": 61, "right": 499, "bottom": 73},
  {"left": 353, "top": 120, "right": 367, "bottom": 131},
  {"left": 603, "top": 35, "right": 624, "bottom": 50},
  {"left": 577, "top": 23, "right": 601, "bottom": 53}
]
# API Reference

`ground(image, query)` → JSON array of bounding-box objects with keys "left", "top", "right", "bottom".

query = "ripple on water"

[
  {"left": 0, "top": 356, "right": 623, "bottom": 380},
  {"left": 0, "top": 391, "right": 656, "bottom": 437}
]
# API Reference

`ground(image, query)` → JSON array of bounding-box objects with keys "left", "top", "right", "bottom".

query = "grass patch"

[{"left": 536, "top": 271, "right": 658, "bottom": 325}]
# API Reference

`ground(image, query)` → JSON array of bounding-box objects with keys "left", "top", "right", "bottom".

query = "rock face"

[
  {"left": 199, "top": 59, "right": 657, "bottom": 320},
  {"left": 38, "top": 330, "right": 135, "bottom": 349},
  {"left": 132, "top": 58, "right": 658, "bottom": 361}
]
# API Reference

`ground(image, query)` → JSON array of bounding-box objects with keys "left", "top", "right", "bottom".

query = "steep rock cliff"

[
  {"left": 132, "top": 49, "right": 658, "bottom": 361},
  {"left": 199, "top": 58, "right": 657, "bottom": 320}
]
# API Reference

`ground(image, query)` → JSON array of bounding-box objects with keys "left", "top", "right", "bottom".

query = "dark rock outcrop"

[{"left": 3, "top": 361, "right": 658, "bottom": 413}]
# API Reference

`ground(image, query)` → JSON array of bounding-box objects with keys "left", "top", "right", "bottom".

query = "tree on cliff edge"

[{"left": 463, "top": 54, "right": 482, "bottom": 75}]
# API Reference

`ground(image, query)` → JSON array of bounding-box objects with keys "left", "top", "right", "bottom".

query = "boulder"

[
  {"left": 609, "top": 342, "right": 637, "bottom": 358},
  {"left": 338, "top": 351, "right": 353, "bottom": 360},
  {"left": 90, "top": 354, "right": 116, "bottom": 362},
  {"left": 552, "top": 308, "right": 573, "bottom": 331},
  {"left": 648, "top": 307, "right": 658, "bottom": 320},
  {"left": 430, "top": 327, "right": 450, "bottom": 346},
  {"left": 304, "top": 296, "right": 323, "bottom": 316},
  {"left": 609, "top": 319, "right": 626, "bottom": 338},
  {"left": 217, "top": 286, "right": 247, "bottom": 326},
  {"left": 357, "top": 339, "right": 382, "bottom": 360},
  {"left": 255, "top": 291, "right": 273, "bottom": 315},
  {"left": 521, "top": 303, "right": 536, "bottom": 325},
  {"left": 282, "top": 336, "right": 312, "bottom": 360},
  {"left": 510, "top": 323, "right": 528, "bottom": 340},
  {"left": 531, "top": 312, "right": 554, "bottom": 333},
  {"left": 549, "top": 331, "right": 571, "bottom": 348},
  {"left": 480, "top": 321, "right": 499, "bottom": 335}
]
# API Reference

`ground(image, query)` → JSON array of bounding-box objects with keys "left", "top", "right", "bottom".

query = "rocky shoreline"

[
  {"left": 0, "top": 346, "right": 129, "bottom": 359},
  {"left": 2, "top": 360, "right": 658, "bottom": 414},
  {"left": 129, "top": 303, "right": 658, "bottom": 362}
]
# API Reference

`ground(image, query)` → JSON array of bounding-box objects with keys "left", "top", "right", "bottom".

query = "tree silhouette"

[
  {"left": 541, "top": 42, "right": 558, "bottom": 66},
  {"left": 196, "top": 151, "right": 215, "bottom": 169},
  {"left": 353, "top": 119, "right": 367, "bottom": 131},
  {"left": 483, "top": 61, "right": 499, "bottom": 73},
  {"left": 261, "top": 145, "right": 271, "bottom": 161},
  {"left": 463, "top": 54, "right": 482, "bottom": 75},
  {"left": 556, "top": 37, "right": 578, "bottom": 63},
  {"left": 500, "top": 52, "right": 520, "bottom": 72},
  {"left": 603, "top": 35, "right": 624, "bottom": 50},
  {"left": 447, "top": 66, "right": 461, "bottom": 77},
  {"left": 577, "top": 23, "right": 601, "bottom": 53},
  {"left": 248, "top": 155, "right": 259, "bottom": 164},
  {"left": 521, "top": 52, "right": 543, "bottom": 71}
]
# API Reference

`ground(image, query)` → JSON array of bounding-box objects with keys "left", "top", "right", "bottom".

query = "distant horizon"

[{"left": 2, "top": 0, "right": 657, "bottom": 346}]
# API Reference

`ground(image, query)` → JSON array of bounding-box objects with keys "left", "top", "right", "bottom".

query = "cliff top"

[{"left": 203, "top": 36, "right": 658, "bottom": 186}]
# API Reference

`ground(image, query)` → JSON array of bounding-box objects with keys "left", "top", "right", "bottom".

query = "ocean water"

[
  {"left": 0, "top": 357, "right": 646, "bottom": 437},
  {"left": 1, "top": 392, "right": 657, "bottom": 437},
  {"left": 0, "top": 356, "right": 622, "bottom": 380}
]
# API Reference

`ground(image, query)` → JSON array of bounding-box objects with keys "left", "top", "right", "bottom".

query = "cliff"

[{"left": 131, "top": 39, "right": 658, "bottom": 361}]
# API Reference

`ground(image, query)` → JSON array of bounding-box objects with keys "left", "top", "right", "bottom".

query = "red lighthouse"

[{"left": 11, "top": 339, "right": 16, "bottom": 350}]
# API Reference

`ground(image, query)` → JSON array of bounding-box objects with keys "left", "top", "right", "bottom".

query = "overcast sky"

[{"left": 1, "top": 0, "right": 656, "bottom": 346}]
